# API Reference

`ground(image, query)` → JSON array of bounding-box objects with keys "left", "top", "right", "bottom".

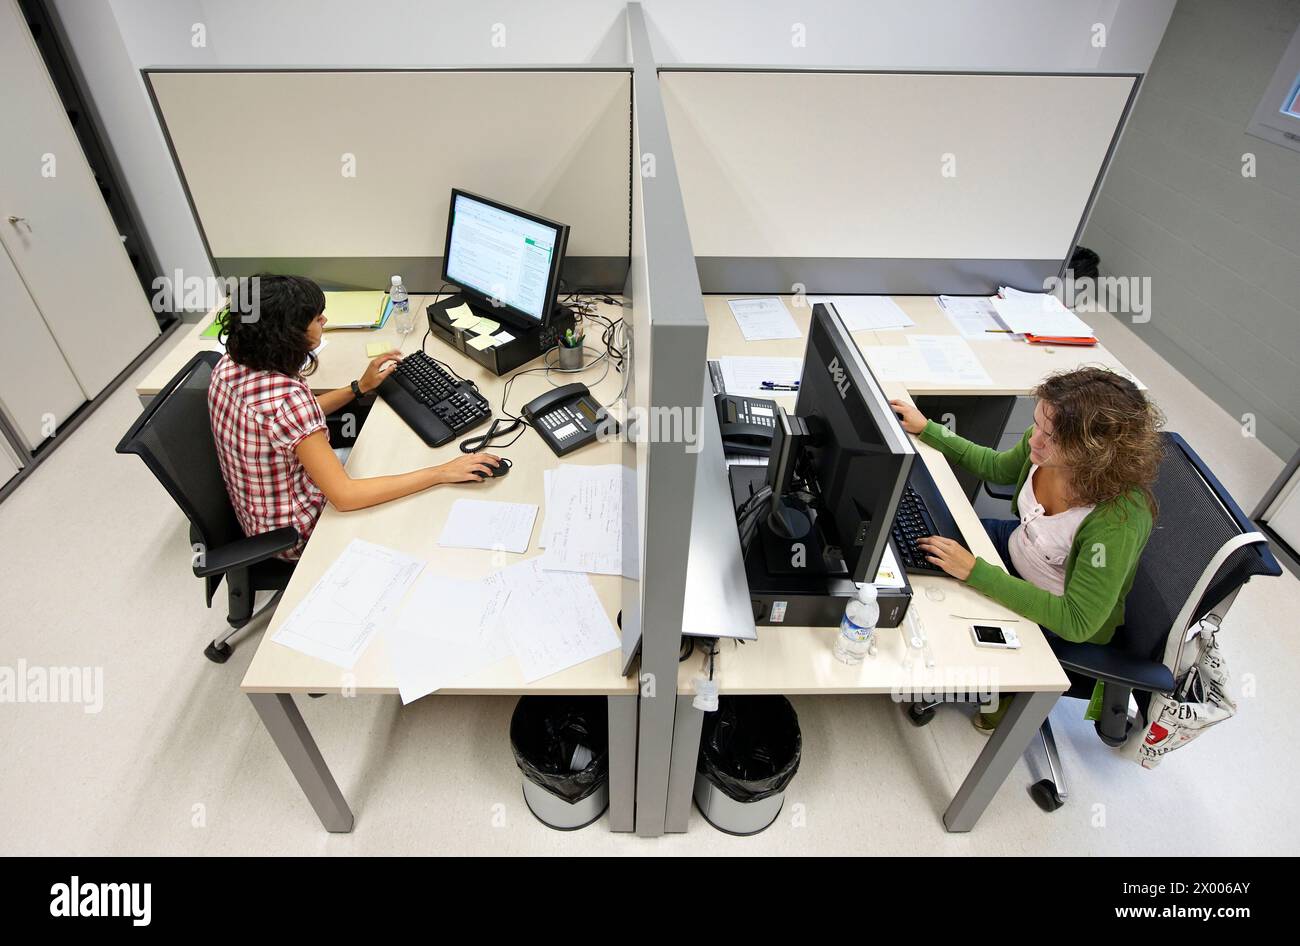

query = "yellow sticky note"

[
  {"left": 365, "top": 341, "right": 389, "bottom": 357},
  {"left": 448, "top": 303, "right": 478, "bottom": 327},
  {"left": 473, "top": 317, "right": 500, "bottom": 334},
  {"left": 468, "top": 333, "right": 503, "bottom": 351}
]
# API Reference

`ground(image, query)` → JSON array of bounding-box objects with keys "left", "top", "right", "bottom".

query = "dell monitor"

[
  {"left": 441, "top": 189, "right": 569, "bottom": 330},
  {"left": 752, "top": 303, "right": 916, "bottom": 584}
]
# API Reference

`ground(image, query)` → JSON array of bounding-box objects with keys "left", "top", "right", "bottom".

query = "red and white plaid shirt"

[{"left": 208, "top": 354, "right": 328, "bottom": 560}]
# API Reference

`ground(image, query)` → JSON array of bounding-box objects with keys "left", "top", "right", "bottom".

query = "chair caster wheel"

[
  {"left": 907, "top": 703, "right": 936, "bottom": 727},
  {"left": 204, "top": 641, "right": 232, "bottom": 664},
  {"left": 1030, "top": 778, "right": 1065, "bottom": 812}
]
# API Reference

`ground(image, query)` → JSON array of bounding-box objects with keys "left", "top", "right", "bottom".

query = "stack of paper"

[
  {"left": 386, "top": 571, "right": 514, "bottom": 703},
  {"left": 937, "top": 295, "right": 1019, "bottom": 341},
  {"left": 322, "top": 291, "right": 393, "bottom": 330},
  {"left": 539, "top": 464, "right": 628, "bottom": 576},
  {"left": 727, "top": 297, "right": 801, "bottom": 341},
  {"left": 809, "top": 295, "right": 915, "bottom": 332},
  {"left": 494, "top": 558, "right": 620, "bottom": 683},
  {"left": 385, "top": 557, "right": 620, "bottom": 700},
  {"left": 271, "top": 539, "right": 425, "bottom": 668},
  {"left": 992, "top": 288, "right": 1095, "bottom": 343}
]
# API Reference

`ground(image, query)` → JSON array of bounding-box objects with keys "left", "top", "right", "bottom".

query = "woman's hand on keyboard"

[
  {"left": 915, "top": 536, "right": 975, "bottom": 581},
  {"left": 434, "top": 453, "right": 501, "bottom": 484},
  {"left": 359, "top": 350, "right": 403, "bottom": 393}
]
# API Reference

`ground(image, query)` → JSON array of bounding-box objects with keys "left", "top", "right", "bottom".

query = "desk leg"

[
  {"left": 943, "top": 689, "right": 1058, "bottom": 832},
  {"left": 607, "top": 695, "right": 637, "bottom": 832},
  {"left": 665, "top": 695, "right": 704, "bottom": 833},
  {"left": 248, "top": 692, "right": 354, "bottom": 833}
]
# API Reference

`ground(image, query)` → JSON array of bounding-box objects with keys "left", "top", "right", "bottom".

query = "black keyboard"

[
  {"left": 377, "top": 351, "right": 491, "bottom": 447},
  {"left": 890, "top": 462, "right": 970, "bottom": 577}
]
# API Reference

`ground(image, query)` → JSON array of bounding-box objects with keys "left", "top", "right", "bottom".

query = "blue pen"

[{"left": 761, "top": 381, "right": 799, "bottom": 391}]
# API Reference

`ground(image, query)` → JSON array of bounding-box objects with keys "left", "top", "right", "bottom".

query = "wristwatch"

[{"left": 350, "top": 379, "right": 363, "bottom": 399}]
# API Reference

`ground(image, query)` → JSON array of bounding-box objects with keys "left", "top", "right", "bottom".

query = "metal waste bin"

[
  {"left": 511, "top": 696, "right": 609, "bottom": 830},
  {"left": 694, "top": 696, "right": 801, "bottom": 836}
]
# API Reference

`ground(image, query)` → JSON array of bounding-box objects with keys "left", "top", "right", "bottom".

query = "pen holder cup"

[{"left": 558, "top": 343, "right": 584, "bottom": 371}]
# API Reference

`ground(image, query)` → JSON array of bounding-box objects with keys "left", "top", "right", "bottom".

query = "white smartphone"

[{"left": 970, "top": 623, "right": 1021, "bottom": 650}]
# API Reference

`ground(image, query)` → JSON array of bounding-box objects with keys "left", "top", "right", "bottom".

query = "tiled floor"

[{"left": 1, "top": 308, "right": 1296, "bottom": 855}]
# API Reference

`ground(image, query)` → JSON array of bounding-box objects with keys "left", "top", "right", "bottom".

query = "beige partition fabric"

[
  {"left": 661, "top": 71, "right": 1136, "bottom": 262},
  {"left": 149, "top": 71, "right": 631, "bottom": 259}
]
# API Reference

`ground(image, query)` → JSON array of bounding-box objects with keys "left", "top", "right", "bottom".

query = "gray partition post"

[{"left": 625, "top": 1, "right": 711, "bottom": 837}]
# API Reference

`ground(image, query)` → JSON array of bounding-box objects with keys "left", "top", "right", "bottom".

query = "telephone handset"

[
  {"left": 522, "top": 382, "right": 615, "bottom": 456},
  {"left": 715, "top": 393, "right": 778, "bottom": 456}
]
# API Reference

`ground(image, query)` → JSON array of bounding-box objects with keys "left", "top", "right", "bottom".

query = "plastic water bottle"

[
  {"left": 390, "top": 275, "right": 413, "bottom": 336},
  {"left": 833, "top": 585, "right": 879, "bottom": 665}
]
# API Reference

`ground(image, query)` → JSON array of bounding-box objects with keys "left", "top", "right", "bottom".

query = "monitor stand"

[{"left": 425, "top": 293, "right": 575, "bottom": 375}]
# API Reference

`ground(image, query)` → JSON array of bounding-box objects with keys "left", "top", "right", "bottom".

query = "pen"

[{"left": 761, "top": 381, "right": 799, "bottom": 390}]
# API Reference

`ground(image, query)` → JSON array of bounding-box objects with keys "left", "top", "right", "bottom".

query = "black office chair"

[
  {"left": 116, "top": 351, "right": 300, "bottom": 664},
  {"left": 909, "top": 432, "right": 1282, "bottom": 812}
]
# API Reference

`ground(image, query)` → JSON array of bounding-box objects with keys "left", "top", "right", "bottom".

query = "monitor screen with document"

[{"left": 442, "top": 189, "right": 569, "bottom": 330}]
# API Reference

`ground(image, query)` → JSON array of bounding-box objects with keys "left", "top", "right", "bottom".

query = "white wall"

[{"left": 52, "top": 0, "right": 1176, "bottom": 302}]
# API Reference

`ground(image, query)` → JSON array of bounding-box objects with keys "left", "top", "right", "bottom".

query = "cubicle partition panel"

[
  {"left": 145, "top": 68, "right": 633, "bottom": 290},
  {"left": 660, "top": 69, "right": 1139, "bottom": 295},
  {"left": 623, "top": 3, "right": 711, "bottom": 837}
]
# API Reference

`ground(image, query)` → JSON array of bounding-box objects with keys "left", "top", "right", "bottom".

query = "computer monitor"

[
  {"left": 441, "top": 189, "right": 569, "bottom": 330},
  {"left": 759, "top": 303, "right": 915, "bottom": 583}
]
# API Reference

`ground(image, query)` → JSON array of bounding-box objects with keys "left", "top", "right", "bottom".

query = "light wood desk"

[
  {"left": 235, "top": 296, "right": 638, "bottom": 833},
  {"left": 670, "top": 294, "right": 1136, "bottom": 833}
]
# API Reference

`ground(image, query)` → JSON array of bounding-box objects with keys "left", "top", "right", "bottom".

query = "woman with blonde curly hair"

[{"left": 890, "top": 367, "right": 1165, "bottom": 732}]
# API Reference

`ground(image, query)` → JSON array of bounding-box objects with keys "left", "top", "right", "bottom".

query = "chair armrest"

[
  {"left": 1050, "top": 639, "right": 1176, "bottom": 694},
  {"left": 193, "top": 527, "right": 299, "bottom": 577},
  {"left": 983, "top": 481, "right": 1015, "bottom": 501}
]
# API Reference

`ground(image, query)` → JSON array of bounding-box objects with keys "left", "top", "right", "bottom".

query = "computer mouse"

[{"left": 473, "top": 457, "right": 512, "bottom": 479}]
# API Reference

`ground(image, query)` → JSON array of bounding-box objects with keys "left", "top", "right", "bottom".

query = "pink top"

[{"left": 1007, "top": 466, "right": 1094, "bottom": 596}]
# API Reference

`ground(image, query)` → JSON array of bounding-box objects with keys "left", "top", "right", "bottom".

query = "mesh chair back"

[
  {"left": 1120, "top": 433, "right": 1278, "bottom": 665},
  {"left": 116, "top": 352, "right": 244, "bottom": 553}
]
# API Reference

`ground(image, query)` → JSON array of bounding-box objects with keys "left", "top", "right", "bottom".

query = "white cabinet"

[
  {"left": 0, "top": 438, "right": 20, "bottom": 490},
  {"left": 0, "top": 0, "right": 158, "bottom": 402},
  {"left": 0, "top": 243, "right": 85, "bottom": 449}
]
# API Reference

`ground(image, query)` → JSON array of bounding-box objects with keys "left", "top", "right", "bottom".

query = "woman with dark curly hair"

[
  {"left": 890, "top": 366, "right": 1164, "bottom": 732},
  {"left": 208, "top": 274, "right": 498, "bottom": 559}
]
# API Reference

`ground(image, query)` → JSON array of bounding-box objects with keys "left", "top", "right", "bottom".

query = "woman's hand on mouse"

[
  {"left": 888, "top": 399, "right": 927, "bottom": 435},
  {"left": 434, "top": 453, "right": 500, "bottom": 484}
]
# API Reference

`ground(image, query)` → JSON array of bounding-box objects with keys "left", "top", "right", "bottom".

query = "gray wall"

[{"left": 1082, "top": 0, "right": 1300, "bottom": 460}]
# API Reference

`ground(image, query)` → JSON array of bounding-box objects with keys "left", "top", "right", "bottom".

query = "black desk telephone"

[
  {"left": 522, "top": 383, "right": 615, "bottom": 456},
  {"left": 715, "top": 393, "right": 778, "bottom": 456}
]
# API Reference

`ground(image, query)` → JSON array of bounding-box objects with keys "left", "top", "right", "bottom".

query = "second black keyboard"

[
  {"left": 377, "top": 351, "right": 491, "bottom": 447},
  {"left": 890, "top": 462, "right": 971, "bottom": 577}
]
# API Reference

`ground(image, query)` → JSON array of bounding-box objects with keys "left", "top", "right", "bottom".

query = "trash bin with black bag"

[
  {"left": 694, "top": 695, "right": 801, "bottom": 835},
  {"left": 510, "top": 695, "right": 609, "bottom": 830}
]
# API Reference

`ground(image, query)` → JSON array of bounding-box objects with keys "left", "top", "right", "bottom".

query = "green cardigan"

[{"left": 918, "top": 420, "right": 1153, "bottom": 644}]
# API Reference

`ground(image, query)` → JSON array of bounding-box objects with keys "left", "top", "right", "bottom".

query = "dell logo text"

[{"left": 827, "top": 357, "right": 850, "bottom": 399}]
